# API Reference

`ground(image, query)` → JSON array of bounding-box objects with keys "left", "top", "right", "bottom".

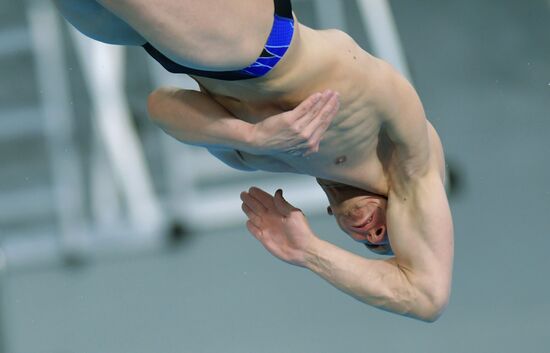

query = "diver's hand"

[
  {"left": 240, "top": 187, "right": 319, "bottom": 267},
  {"left": 248, "top": 90, "right": 339, "bottom": 156}
]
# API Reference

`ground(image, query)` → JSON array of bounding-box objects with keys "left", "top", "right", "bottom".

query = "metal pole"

[
  {"left": 69, "top": 30, "right": 164, "bottom": 233},
  {"left": 26, "top": 0, "right": 89, "bottom": 256},
  {"left": 356, "top": 0, "right": 412, "bottom": 80},
  {"left": 0, "top": 248, "right": 8, "bottom": 353}
]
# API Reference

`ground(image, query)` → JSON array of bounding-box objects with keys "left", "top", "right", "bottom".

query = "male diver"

[{"left": 54, "top": 0, "right": 454, "bottom": 321}]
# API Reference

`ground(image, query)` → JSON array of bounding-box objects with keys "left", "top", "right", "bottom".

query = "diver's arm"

[
  {"left": 240, "top": 187, "right": 450, "bottom": 322},
  {"left": 306, "top": 170, "right": 453, "bottom": 322},
  {"left": 148, "top": 87, "right": 339, "bottom": 155},
  {"left": 379, "top": 59, "right": 453, "bottom": 309},
  {"left": 305, "top": 236, "right": 446, "bottom": 321},
  {"left": 148, "top": 87, "right": 256, "bottom": 151},
  {"left": 53, "top": 0, "right": 145, "bottom": 45},
  {"left": 348, "top": 61, "right": 453, "bottom": 319}
]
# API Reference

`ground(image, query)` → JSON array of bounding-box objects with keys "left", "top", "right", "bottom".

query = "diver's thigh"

[{"left": 97, "top": 0, "right": 275, "bottom": 69}]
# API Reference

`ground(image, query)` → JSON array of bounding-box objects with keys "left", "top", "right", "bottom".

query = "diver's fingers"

[{"left": 303, "top": 94, "right": 340, "bottom": 156}]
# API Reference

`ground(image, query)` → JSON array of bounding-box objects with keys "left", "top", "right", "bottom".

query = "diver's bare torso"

[
  {"left": 57, "top": 0, "right": 445, "bottom": 196},
  {"left": 196, "top": 24, "right": 444, "bottom": 195}
]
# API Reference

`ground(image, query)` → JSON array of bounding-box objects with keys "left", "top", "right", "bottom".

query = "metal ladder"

[
  {"left": 0, "top": 0, "right": 87, "bottom": 268},
  {"left": 0, "top": 0, "right": 166, "bottom": 271}
]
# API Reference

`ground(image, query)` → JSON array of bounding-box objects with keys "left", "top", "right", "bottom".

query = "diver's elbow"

[
  {"left": 147, "top": 87, "right": 171, "bottom": 123},
  {"left": 415, "top": 290, "right": 450, "bottom": 323},
  {"left": 417, "top": 304, "right": 446, "bottom": 323}
]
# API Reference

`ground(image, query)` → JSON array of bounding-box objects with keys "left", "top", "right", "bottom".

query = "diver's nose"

[{"left": 368, "top": 225, "right": 386, "bottom": 243}]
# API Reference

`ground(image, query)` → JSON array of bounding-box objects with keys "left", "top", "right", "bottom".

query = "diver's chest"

[
  {"left": 237, "top": 145, "right": 388, "bottom": 195},
  {"left": 300, "top": 148, "right": 388, "bottom": 194}
]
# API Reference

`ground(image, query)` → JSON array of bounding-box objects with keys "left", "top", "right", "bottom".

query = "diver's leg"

[
  {"left": 97, "top": 0, "right": 276, "bottom": 70},
  {"left": 53, "top": 0, "right": 145, "bottom": 45}
]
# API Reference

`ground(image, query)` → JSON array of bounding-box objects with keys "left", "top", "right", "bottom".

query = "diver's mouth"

[{"left": 350, "top": 212, "right": 375, "bottom": 230}]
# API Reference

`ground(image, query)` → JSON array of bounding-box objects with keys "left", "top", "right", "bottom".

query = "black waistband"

[{"left": 275, "top": 0, "right": 293, "bottom": 19}]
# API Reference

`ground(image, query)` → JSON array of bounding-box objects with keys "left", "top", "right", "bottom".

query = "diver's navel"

[{"left": 334, "top": 155, "right": 347, "bottom": 165}]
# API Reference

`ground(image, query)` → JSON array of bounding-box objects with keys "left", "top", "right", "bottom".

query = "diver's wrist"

[{"left": 303, "top": 237, "right": 329, "bottom": 272}]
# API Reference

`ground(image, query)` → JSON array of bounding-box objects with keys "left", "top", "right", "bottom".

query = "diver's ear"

[{"left": 326, "top": 206, "right": 333, "bottom": 216}]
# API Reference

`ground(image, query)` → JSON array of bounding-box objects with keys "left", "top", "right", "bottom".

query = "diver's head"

[{"left": 317, "top": 178, "right": 393, "bottom": 256}]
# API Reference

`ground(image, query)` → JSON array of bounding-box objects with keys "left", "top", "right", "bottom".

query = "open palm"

[{"left": 240, "top": 187, "right": 318, "bottom": 267}]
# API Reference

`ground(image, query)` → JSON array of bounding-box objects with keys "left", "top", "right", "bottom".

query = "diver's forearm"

[
  {"left": 148, "top": 88, "right": 256, "bottom": 150},
  {"left": 305, "top": 239, "right": 442, "bottom": 322}
]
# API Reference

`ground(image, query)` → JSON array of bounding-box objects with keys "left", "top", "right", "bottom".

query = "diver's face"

[{"left": 318, "top": 179, "right": 388, "bottom": 245}]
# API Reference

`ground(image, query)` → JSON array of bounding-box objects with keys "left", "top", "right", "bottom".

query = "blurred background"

[{"left": 0, "top": 0, "right": 549, "bottom": 352}]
